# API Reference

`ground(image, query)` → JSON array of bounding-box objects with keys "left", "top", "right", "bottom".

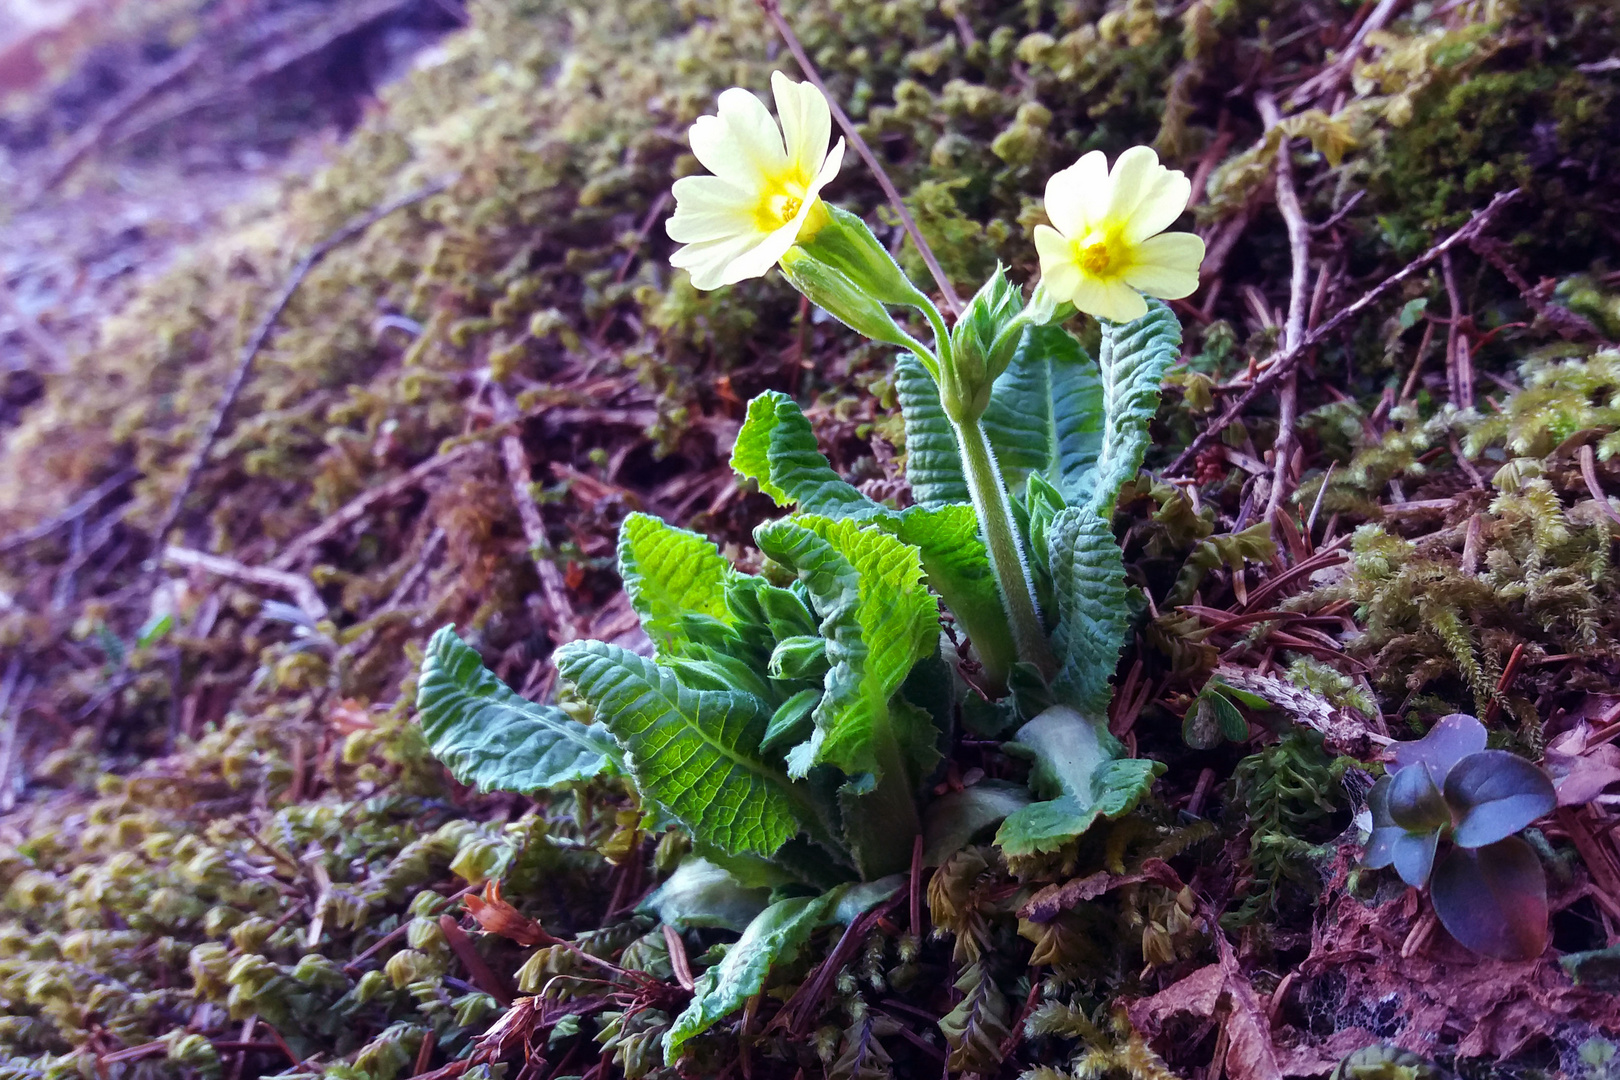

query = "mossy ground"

[{"left": 3, "top": 1, "right": 1620, "bottom": 1078}]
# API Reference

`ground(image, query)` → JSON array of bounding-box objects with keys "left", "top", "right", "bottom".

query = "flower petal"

[
  {"left": 1123, "top": 166, "right": 1193, "bottom": 244},
  {"left": 1071, "top": 275, "right": 1148, "bottom": 324},
  {"left": 1034, "top": 224, "right": 1081, "bottom": 298},
  {"left": 807, "top": 137, "right": 845, "bottom": 200},
  {"left": 1124, "top": 232, "right": 1206, "bottom": 299},
  {"left": 666, "top": 175, "right": 758, "bottom": 243},
  {"left": 671, "top": 230, "right": 769, "bottom": 290},
  {"left": 689, "top": 87, "right": 787, "bottom": 186},
  {"left": 772, "top": 72, "right": 832, "bottom": 181},
  {"left": 1103, "top": 145, "right": 1164, "bottom": 227},
  {"left": 1044, "top": 150, "right": 1108, "bottom": 238}
]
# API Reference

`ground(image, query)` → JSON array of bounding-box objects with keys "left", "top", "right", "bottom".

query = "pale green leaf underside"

[
  {"left": 994, "top": 706, "right": 1161, "bottom": 856},
  {"left": 416, "top": 626, "right": 622, "bottom": 794},
  {"left": 1088, "top": 299, "right": 1182, "bottom": 519},
  {"left": 617, "top": 512, "right": 733, "bottom": 656},
  {"left": 637, "top": 856, "right": 770, "bottom": 933},
  {"left": 554, "top": 639, "right": 820, "bottom": 858},
  {"left": 753, "top": 515, "right": 939, "bottom": 782},
  {"left": 665, "top": 889, "right": 843, "bottom": 1061},
  {"left": 1047, "top": 507, "right": 1130, "bottom": 715}
]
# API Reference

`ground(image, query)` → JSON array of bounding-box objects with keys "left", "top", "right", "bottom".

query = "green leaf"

[
  {"left": 618, "top": 513, "right": 733, "bottom": 656},
  {"left": 980, "top": 325, "right": 1104, "bottom": 500},
  {"left": 994, "top": 706, "right": 1162, "bottom": 857},
  {"left": 664, "top": 889, "right": 843, "bottom": 1061},
  {"left": 416, "top": 626, "right": 622, "bottom": 794},
  {"left": 554, "top": 639, "right": 827, "bottom": 858},
  {"left": 1361, "top": 775, "right": 1440, "bottom": 887},
  {"left": 896, "top": 353, "right": 969, "bottom": 508},
  {"left": 1046, "top": 507, "right": 1130, "bottom": 715},
  {"left": 753, "top": 516, "right": 939, "bottom": 783},
  {"left": 894, "top": 504, "right": 1014, "bottom": 689},
  {"left": 1182, "top": 684, "right": 1249, "bottom": 749},
  {"left": 1445, "top": 750, "right": 1556, "bottom": 848},
  {"left": 732, "top": 391, "right": 882, "bottom": 519},
  {"left": 1087, "top": 298, "right": 1182, "bottom": 519},
  {"left": 761, "top": 689, "right": 820, "bottom": 754},
  {"left": 1430, "top": 836, "right": 1549, "bottom": 961},
  {"left": 638, "top": 857, "right": 770, "bottom": 933}
]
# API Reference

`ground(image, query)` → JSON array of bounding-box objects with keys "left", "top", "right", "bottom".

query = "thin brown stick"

[
  {"left": 755, "top": 0, "right": 961, "bottom": 315},
  {"left": 1166, "top": 188, "right": 1520, "bottom": 477},
  {"left": 1257, "top": 93, "right": 1310, "bottom": 529},
  {"left": 269, "top": 444, "right": 474, "bottom": 570},
  {"left": 154, "top": 179, "right": 449, "bottom": 546},
  {"left": 489, "top": 384, "right": 580, "bottom": 642}
]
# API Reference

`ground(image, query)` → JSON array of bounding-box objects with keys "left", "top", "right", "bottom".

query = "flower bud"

[
  {"left": 778, "top": 247, "right": 927, "bottom": 355},
  {"left": 768, "top": 635, "right": 830, "bottom": 681},
  {"left": 793, "top": 204, "right": 930, "bottom": 309}
]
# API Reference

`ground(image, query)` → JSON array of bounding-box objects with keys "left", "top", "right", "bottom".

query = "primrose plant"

[
  {"left": 1363, "top": 713, "right": 1557, "bottom": 961},
  {"left": 415, "top": 71, "right": 1204, "bottom": 1061}
]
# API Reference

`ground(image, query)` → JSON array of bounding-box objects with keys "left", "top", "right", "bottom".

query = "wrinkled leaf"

[
  {"left": 417, "top": 626, "right": 622, "bottom": 794},
  {"left": 1445, "top": 749, "right": 1556, "bottom": 848},
  {"left": 1430, "top": 836, "right": 1549, "bottom": 961},
  {"left": 555, "top": 640, "right": 831, "bottom": 858},
  {"left": 896, "top": 353, "right": 970, "bottom": 507},
  {"left": 1087, "top": 299, "right": 1181, "bottom": 519},
  {"left": 732, "top": 391, "right": 884, "bottom": 519},
  {"left": 617, "top": 513, "right": 733, "bottom": 656},
  {"left": 1046, "top": 507, "right": 1130, "bottom": 715},
  {"left": 664, "top": 889, "right": 843, "bottom": 1061},
  {"left": 893, "top": 504, "right": 1013, "bottom": 689},
  {"left": 753, "top": 516, "right": 939, "bottom": 784}
]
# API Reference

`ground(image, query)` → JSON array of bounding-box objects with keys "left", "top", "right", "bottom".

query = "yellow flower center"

[
  {"left": 1077, "top": 230, "right": 1130, "bottom": 280},
  {"left": 754, "top": 173, "right": 814, "bottom": 234}
]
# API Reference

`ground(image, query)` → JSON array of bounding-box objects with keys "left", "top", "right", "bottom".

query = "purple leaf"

[
  {"left": 1391, "top": 829, "right": 1439, "bottom": 888},
  {"left": 1430, "top": 836, "right": 1549, "bottom": 962},
  {"left": 1445, "top": 750, "right": 1556, "bottom": 848},
  {"left": 1390, "top": 713, "right": 1486, "bottom": 787}
]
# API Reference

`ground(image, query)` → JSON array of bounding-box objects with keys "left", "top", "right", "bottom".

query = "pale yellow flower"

[
  {"left": 1034, "top": 146, "right": 1206, "bottom": 324},
  {"left": 666, "top": 72, "right": 846, "bottom": 290}
]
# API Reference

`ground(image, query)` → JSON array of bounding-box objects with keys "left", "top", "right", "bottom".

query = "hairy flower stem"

[
  {"left": 843, "top": 734, "right": 926, "bottom": 879},
  {"left": 952, "top": 416, "right": 1056, "bottom": 680}
]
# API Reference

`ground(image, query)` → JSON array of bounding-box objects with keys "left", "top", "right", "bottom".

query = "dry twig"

[
  {"left": 269, "top": 445, "right": 475, "bottom": 570},
  {"left": 162, "top": 546, "right": 328, "bottom": 622},
  {"left": 489, "top": 384, "right": 580, "bottom": 643},
  {"left": 1166, "top": 189, "right": 1521, "bottom": 476},
  {"left": 1257, "top": 92, "right": 1310, "bottom": 529}
]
